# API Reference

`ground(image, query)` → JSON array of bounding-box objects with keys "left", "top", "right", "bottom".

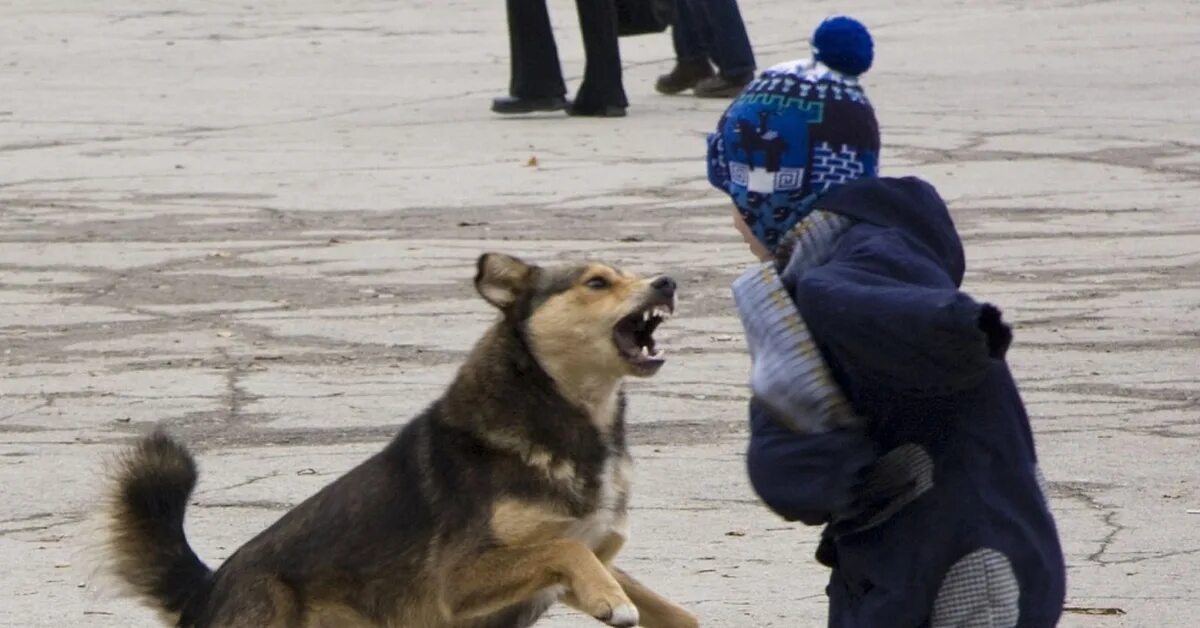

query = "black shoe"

[
  {"left": 566, "top": 102, "right": 627, "bottom": 118},
  {"left": 491, "top": 96, "right": 568, "bottom": 115},
  {"left": 693, "top": 72, "right": 754, "bottom": 99},
  {"left": 655, "top": 60, "right": 715, "bottom": 95}
]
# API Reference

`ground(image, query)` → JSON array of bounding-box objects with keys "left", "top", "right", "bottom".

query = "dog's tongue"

[{"left": 614, "top": 325, "right": 641, "bottom": 358}]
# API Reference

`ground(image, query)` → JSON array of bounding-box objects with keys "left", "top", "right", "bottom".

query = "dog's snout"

[{"left": 651, "top": 276, "right": 676, "bottom": 298}]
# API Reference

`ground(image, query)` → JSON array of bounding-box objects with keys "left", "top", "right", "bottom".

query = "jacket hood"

[{"left": 818, "top": 176, "right": 966, "bottom": 286}]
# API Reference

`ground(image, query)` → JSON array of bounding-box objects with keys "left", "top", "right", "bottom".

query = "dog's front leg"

[
  {"left": 440, "top": 540, "right": 639, "bottom": 627},
  {"left": 559, "top": 532, "right": 697, "bottom": 627},
  {"left": 563, "top": 566, "right": 699, "bottom": 628},
  {"left": 592, "top": 531, "right": 626, "bottom": 565},
  {"left": 609, "top": 567, "right": 699, "bottom": 628}
]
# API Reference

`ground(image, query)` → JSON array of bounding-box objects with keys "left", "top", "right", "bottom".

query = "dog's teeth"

[
  {"left": 640, "top": 345, "right": 650, "bottom": 356},
  {"left": 642, "top": 310, "right": 650, "bottom": 322}
]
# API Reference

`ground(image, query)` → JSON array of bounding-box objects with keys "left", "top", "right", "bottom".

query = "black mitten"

[
  {"left": 979, "top": 303, "right": 1012, "bottom": 359},
  {"left": 816, "top": 530, "right": 839, "bottom": 568}
]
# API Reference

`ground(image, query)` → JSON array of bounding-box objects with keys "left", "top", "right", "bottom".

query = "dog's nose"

[{"left": 651, "top": 276, "right": 676, "bottom": 298}]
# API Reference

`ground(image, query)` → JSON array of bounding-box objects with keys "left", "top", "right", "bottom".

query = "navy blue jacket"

[{"left": 745, "top": 177, "right": 1066, "bottom": 627}]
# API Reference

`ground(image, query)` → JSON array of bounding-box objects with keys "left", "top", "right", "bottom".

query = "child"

[{"left": 707, "top": 16, "right": 1067, "bottom": 627}]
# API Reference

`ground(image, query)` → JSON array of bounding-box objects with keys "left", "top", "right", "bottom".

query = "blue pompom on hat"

[
  {"left": 707, "top": 15, "right": 880, "bottom": 252},
  {"left": 812, "top": 15, "right": 874, "bottom": 76}
]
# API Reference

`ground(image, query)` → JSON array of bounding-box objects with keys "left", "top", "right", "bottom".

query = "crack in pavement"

[
  {"left": 197, "top": 471, "right": 283, "bottom": 496},
  {"left": 0, "top": 513, "right": 84, "bottom": 538},
  {"left": 194, "top": 500, "right": 294, "bottom": 511},
  {"left": 1051, "top": 481, "right": 1128, "bottom": 565},
  {"left": 0, "top": 397, "right": 56, "bottom": 423}
]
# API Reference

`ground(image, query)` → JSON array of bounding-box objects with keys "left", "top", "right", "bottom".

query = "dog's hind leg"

[
  {"left": 441, "top": 540, "right": 638, "bottom": 627},
  {"left": 302, "top": 605, "right": 379, "bottom": 628},
  {"left": 207, "top": 577, "right": 304, "bottom": 628}
]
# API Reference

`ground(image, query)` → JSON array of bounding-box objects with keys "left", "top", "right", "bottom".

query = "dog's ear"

[{"left": 475, "top": 253, "right": 535, "bottom": 311}]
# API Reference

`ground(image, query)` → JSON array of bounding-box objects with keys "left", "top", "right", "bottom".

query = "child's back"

[{"left": 744, "top": 176, "right": 1065, "bottom": 626}]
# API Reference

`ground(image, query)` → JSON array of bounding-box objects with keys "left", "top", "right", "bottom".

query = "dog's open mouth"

[{"left": 613, "top": 301, "right": 673, "bottom": 373}]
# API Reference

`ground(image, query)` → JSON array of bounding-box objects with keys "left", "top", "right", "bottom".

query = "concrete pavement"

[{"left": 1, "top": 1, "right": 1198, "bottom": 626}]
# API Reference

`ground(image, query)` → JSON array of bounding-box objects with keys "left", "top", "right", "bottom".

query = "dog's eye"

[{"left": 585, "top": 276, "right": 610, "bottom": 290}]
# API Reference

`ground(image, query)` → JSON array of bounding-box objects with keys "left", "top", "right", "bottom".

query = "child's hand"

[{"left": 829, "top": 444, "right": 935, "bottom": 538}]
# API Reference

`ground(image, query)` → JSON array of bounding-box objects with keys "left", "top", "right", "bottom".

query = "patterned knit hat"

[{"left": 707, "top": 16, "right": 880, "bottom": 252}]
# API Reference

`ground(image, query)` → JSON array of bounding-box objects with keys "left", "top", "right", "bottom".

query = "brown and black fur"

[{"left": 106, "top": 253, "right": 697, "bottom": 628}]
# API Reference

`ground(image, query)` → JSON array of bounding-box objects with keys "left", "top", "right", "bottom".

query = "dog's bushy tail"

[{"left": 107, "top": 430, "right": 212, "bottom": 620}]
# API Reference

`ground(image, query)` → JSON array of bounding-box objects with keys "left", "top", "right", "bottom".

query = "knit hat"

[{"left": 707, "top": 16, "right": 880, "bottom": 252}]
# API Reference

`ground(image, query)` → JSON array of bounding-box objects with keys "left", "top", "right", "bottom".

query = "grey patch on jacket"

[{"left": 931, "top": 547, "right": 1020, "bottom": 628}]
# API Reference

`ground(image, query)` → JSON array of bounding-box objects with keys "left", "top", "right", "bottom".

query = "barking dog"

[{"left": 105, "top": 253, "right": 698, "bottom": 628}]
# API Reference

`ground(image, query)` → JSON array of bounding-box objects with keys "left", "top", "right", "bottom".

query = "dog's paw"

[{"left": 600, "top": 602, "right": 639, "bottom": 627}]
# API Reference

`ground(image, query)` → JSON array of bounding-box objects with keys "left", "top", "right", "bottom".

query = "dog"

[{"left": 105, "top": 252, "right": 698, "bottom": 628}]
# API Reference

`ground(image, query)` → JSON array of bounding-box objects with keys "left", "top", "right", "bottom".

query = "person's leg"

[
  {"left": 697, "top": 0, "right": 755, "bottom": 79},
  {"left": 691, "top": 0, "right": 757, "bottom": 98},
  {"left": 655, "top": 0, "right": 715, "bottom": 95},
  {"left": 494, "top": 0, "right": 568, "bottom": 113},
  {"left": 569, "top": 0, "right": 628, "bottom": 115},
  {"left": 672, "top": 0, "right": 709, "bottom": 66}
]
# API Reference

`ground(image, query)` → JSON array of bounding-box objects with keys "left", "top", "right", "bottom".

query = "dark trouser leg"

[
  {"left": 506, "top": 0, "right": 567, "bottom": 98},
  {"left": 656, "top": 0, "right": 715, "bottom": 95},
  {"left": 693, "top": 0, "right": 756, "bottom": 79},
  {"left": 571, "top": 0, "right": 628, "bottom": 109},
  {"left": 671, "top": 0, "right": 709, "bottom": 65}
]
